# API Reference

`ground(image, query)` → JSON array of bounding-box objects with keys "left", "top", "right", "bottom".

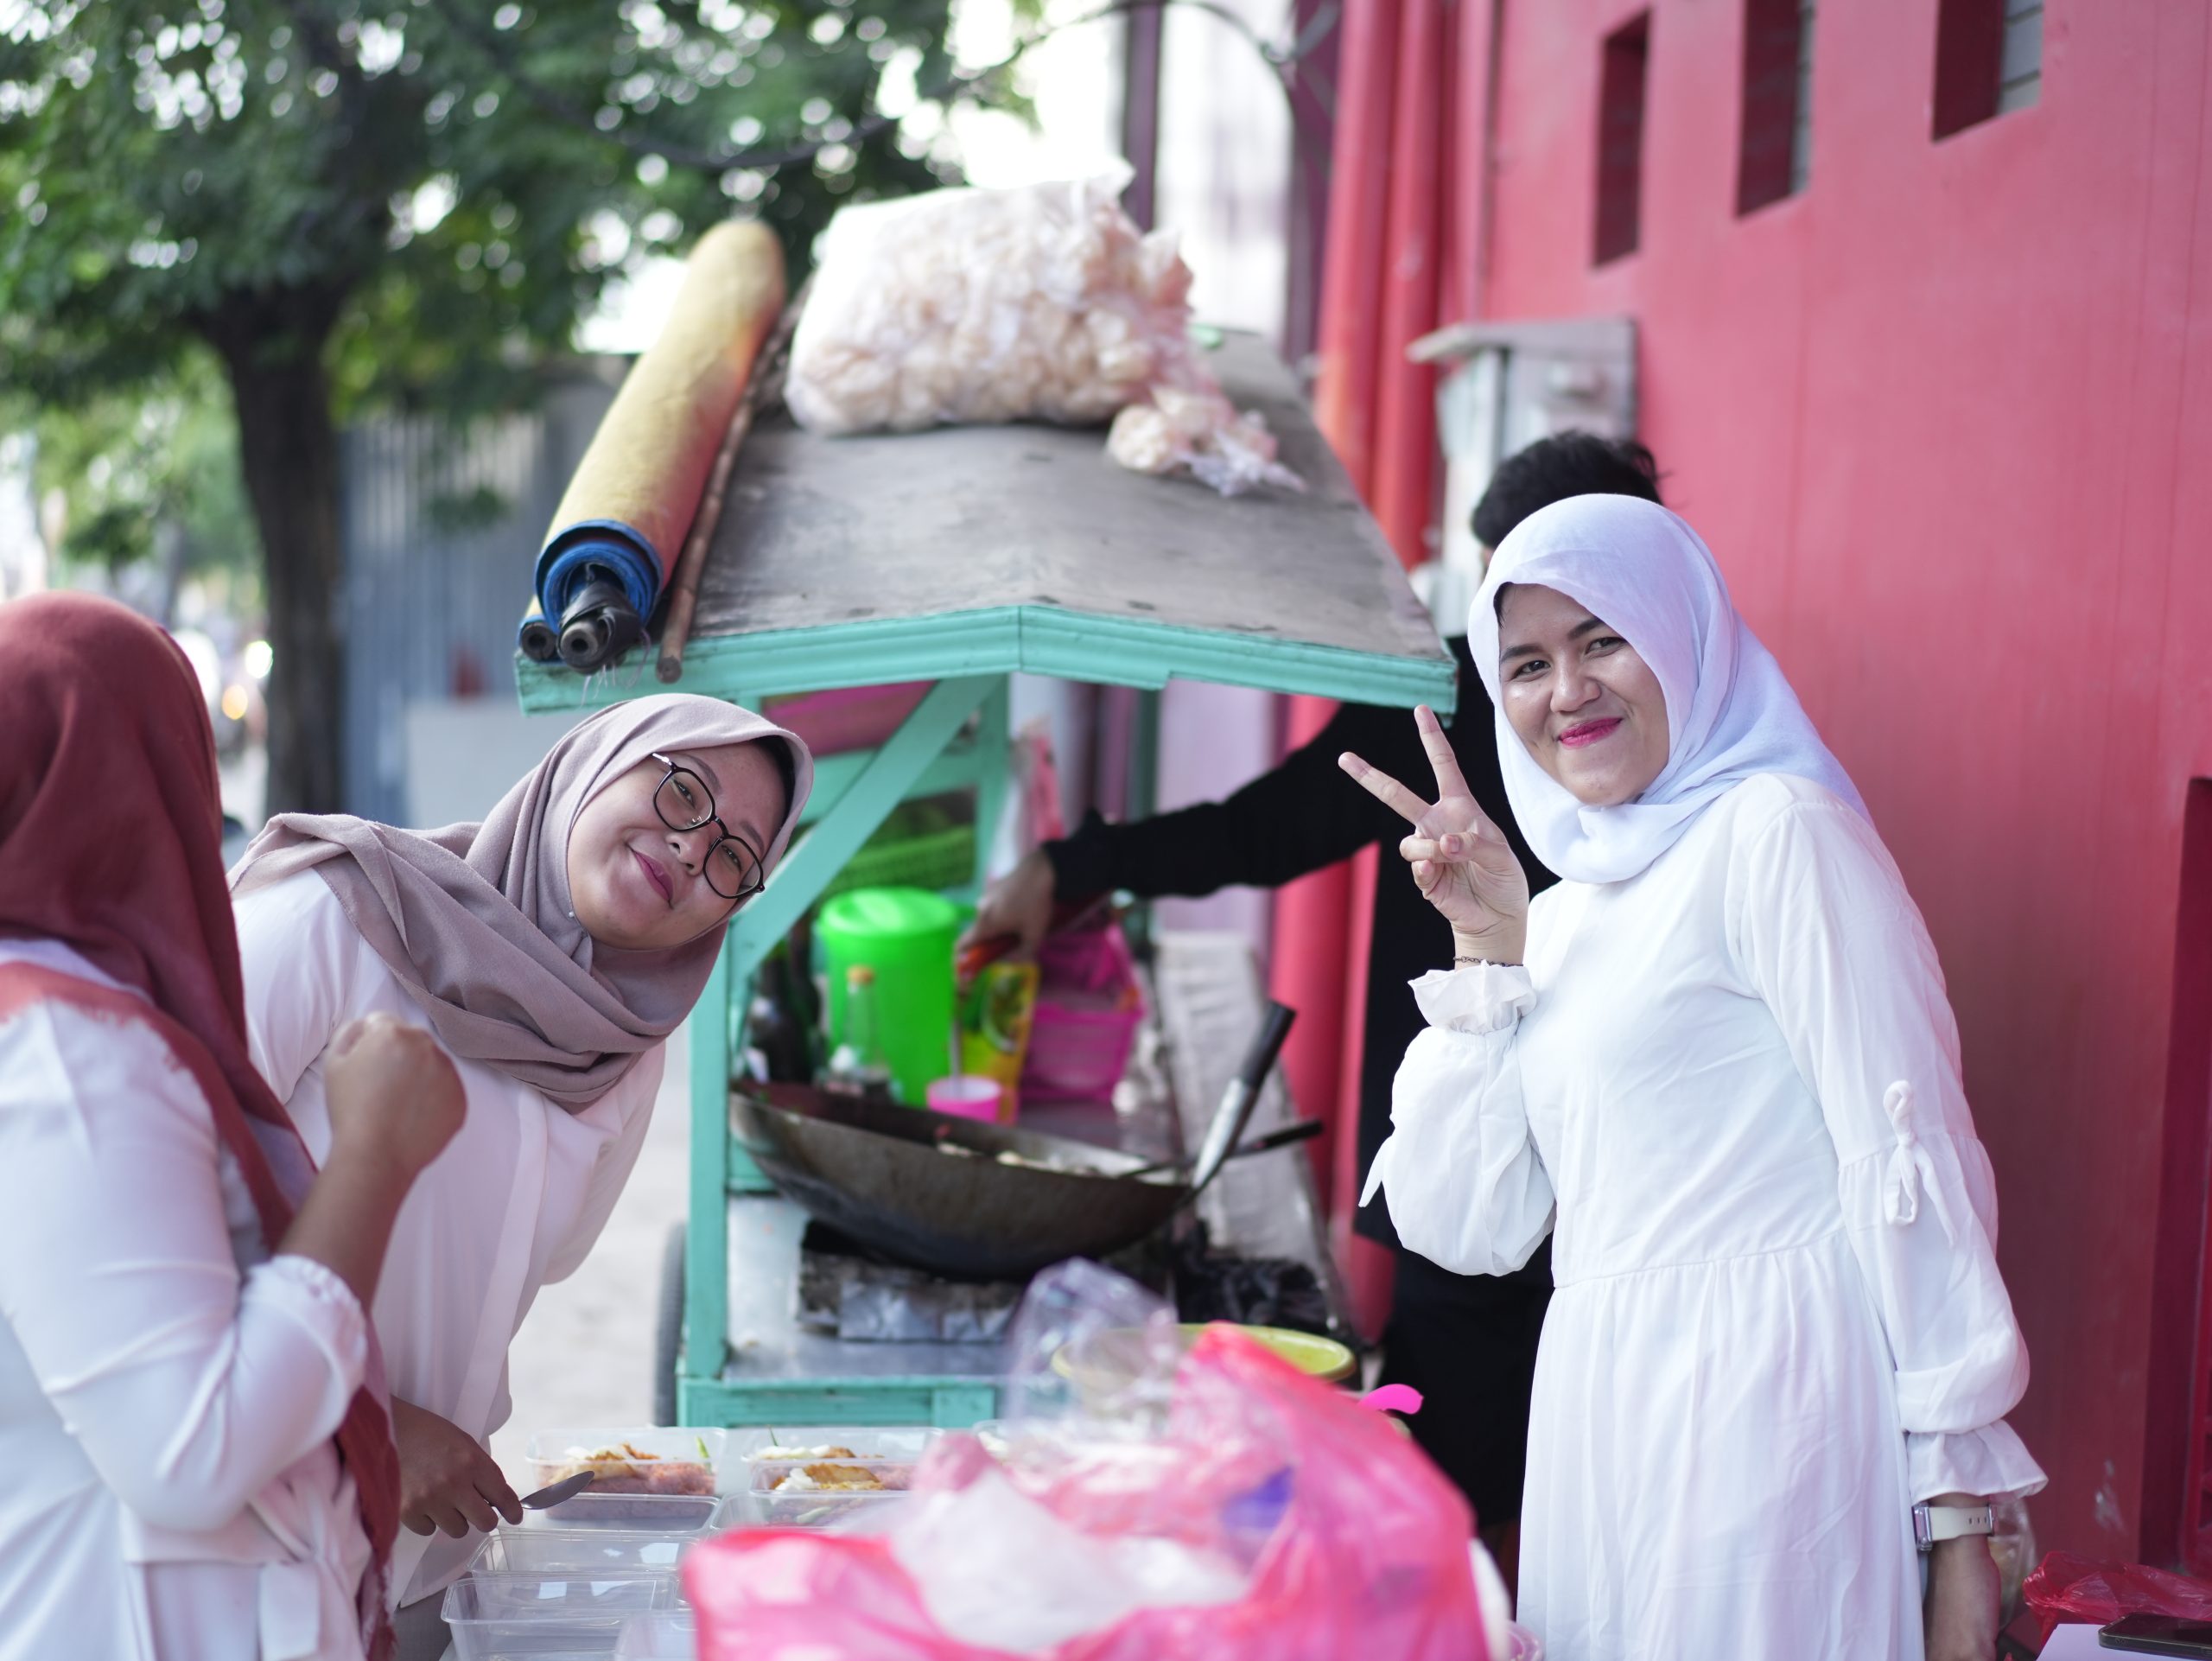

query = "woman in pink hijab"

[{"left": 232, "top": 694, "right": 812, "bottom": 1660}]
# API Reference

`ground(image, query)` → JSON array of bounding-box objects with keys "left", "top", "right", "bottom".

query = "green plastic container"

[{"left": 816, "top": 887, "right": 963, "bottom": 1107}]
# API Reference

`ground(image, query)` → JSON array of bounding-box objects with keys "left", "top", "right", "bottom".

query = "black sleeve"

[{"left": 1043, "top": 684, "right": 1461, "bottom": 902}]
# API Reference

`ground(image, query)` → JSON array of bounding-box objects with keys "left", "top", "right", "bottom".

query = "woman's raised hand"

[
  {"left": 324, "top": 1014, "right": 466, "bottom": 1184},
  {"left": 1338, "top": 705, "right": 1530, "bottom": 967},
  {"left": 278, "top": 1015, "right": 467, "bottom": 1314}
]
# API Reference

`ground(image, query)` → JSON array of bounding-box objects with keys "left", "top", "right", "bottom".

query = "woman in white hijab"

[
  {"left": 1341, "top": 497, "right": 2042, "bottom": 1661},
  {"left": 230, "top": 695, "right": 811, "bottom": 1658}
]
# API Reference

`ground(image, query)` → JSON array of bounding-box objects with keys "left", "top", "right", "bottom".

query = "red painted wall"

[{"left": 1439, "top": 0, "right": 2212, "bottom": 1560}]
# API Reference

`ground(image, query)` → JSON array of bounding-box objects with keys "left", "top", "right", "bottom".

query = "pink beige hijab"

[{"left": 232, "top": 694, "right": 812, "bottom": 1110}]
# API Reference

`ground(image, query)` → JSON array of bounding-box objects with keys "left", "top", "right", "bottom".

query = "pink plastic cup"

[{"left": 926, "top": 1074, "right": 1004, "bottom": 1123}]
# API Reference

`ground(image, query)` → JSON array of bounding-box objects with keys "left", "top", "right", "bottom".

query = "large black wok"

[{"left": 732, "top": 1004, "right": 1295, "bottom": 1280}]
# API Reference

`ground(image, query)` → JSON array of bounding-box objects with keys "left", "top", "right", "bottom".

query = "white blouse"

[
  {"left": 232, "top": 872, "right": 664, "bottom": 1610},
  {"left": 0, "top": 938, "right": 374, "bottom": 1661},
  {"left": 1367, "top": 773, "right": 2044, "bottom": 1661}
]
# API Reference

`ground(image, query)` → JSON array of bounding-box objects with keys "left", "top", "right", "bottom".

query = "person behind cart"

[
  {"left": 228, "top": 695, "right": 812, "bottom": 1661},
  {"left": 1344, "top": 495, "right": 2044, "bottom": 1661},
  {"left": 0, "top": 593, "right": 467, "bottom": 1661},
  {"left": 963, "top": 431, "right": 1663, "bottom": 1579}
]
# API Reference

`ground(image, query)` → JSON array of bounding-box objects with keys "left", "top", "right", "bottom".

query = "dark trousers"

[
  {"left": 1377, "top": 1244, "right": 1553, "bottom": 1529},
  {"left": 392, "top": 1594, "right": 450, "bottom": 1661}
]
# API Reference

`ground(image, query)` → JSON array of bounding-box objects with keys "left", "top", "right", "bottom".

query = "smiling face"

[
  {"left": 566, "top": 740, "right": 790, "bottom": 951},
  {"left": 1497, "top": 582, "right": 1671, "bottom": 807}
]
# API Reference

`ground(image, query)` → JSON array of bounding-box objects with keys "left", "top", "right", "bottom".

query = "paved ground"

[{"left": 487, "top": 1025, "right": 693, "bottom": 1486}]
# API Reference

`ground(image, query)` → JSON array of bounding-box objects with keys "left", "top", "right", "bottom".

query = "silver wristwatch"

[{"left": 1912, "top": 1502, "right": 1996, "bottom": 1551}]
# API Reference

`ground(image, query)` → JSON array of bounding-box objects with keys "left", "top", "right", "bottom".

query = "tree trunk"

[{"left": 200, "top": 289, "right": 347, "bottom": 816}]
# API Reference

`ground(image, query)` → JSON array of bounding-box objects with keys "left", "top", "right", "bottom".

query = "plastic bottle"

[{"left": 823, "top": 965, "right": 897, "bottom": 1104}]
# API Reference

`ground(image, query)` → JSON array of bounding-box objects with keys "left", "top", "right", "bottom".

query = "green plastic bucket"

[{"left": 816, "top": 886, "right": 963, "bottom": 1107}]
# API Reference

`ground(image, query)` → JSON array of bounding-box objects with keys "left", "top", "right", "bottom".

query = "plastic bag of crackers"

[{"left": 785, "top": 175, "right": 1302, "bottom": 498}]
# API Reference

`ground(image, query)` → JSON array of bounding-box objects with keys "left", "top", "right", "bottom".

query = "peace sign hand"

[{"left": 1338, "top": 705, "right": 1530, "bottom": 967}]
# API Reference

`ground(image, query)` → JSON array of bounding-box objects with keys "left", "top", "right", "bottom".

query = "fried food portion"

[{"left": 550, "top": 1441, "right": 715, "bottom": 1496}]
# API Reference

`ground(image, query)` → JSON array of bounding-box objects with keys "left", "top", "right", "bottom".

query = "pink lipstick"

[{"left": 1558, "top": 717, "right": 1622, "bottom": 750}]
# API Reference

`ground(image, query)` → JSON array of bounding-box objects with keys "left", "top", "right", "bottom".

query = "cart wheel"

[{"left": 652, "top": 1219, "right": 684, "bottom": 1426}]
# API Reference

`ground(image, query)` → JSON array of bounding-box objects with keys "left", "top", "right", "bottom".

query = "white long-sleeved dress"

[
  {"left": 0, "top": 938, "right": 375, "bottom": 1661},
  {"left": 232, "top": 871, "right": 664, "bottom": 1610},
  {"left": 1365, "top": 774, "right": 2045, "bottom": 1661}
]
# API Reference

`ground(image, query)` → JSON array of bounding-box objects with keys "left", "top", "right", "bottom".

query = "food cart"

[{"left": 517, "top": 332, "right": 1454, "bottom": 1433}]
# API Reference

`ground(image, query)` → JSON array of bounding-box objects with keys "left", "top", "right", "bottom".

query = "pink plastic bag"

[
  {"left": 2023, "top": 1551, "right": 2212, "bottom": 1638},
  {"left": 683, "top": 1326, "right": 1490, "bottom": 1661}
]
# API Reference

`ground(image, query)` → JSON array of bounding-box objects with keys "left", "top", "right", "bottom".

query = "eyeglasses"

[{"left": 648, "top": 753, "right": 768, "bottom": 903}]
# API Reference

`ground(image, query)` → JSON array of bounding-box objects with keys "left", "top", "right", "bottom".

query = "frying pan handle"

[
  {"left": 1235, "top": 1002, "right": 1297, "bottom": 1094},
  {"left": 1187, "top": 1001, "right": 1297, "bottom": 1200}
]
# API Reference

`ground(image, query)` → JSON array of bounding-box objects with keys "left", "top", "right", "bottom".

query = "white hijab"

[{"left": 1469, "top": 494, "right": 1867, "bottom": 885}]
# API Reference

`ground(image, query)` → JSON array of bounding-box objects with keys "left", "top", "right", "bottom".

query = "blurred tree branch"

[{"left": 0, "top": 0, "right": 1021, "bottom": 811}]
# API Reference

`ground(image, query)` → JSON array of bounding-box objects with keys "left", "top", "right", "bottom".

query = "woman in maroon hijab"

[{"left": 0, "top": 593, "right": 464, "bottom": 1660}]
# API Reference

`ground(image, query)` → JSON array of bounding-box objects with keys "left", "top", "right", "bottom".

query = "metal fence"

[{"left": 338, "top": 363, "right": 621, "bottom": 819}]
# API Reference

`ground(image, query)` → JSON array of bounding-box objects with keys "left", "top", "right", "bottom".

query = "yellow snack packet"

[{"left": 958, "top": 959, "right": 1039, "bottom": 1121}]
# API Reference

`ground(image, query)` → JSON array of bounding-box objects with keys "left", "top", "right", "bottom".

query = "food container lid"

[
  {"left": 737, "top": 1426, "right": 939, "bottom": 1468},
  {"left": 524, "top": 1427, "right": 727, "bottom": 1465},
  {"left": 817, "top": 886, "right": 963, "bottom": 946}
]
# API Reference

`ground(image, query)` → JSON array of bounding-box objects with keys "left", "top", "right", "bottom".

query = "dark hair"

[{"left": 1470, "top": 431, "right": 1665, "bottom": 550}]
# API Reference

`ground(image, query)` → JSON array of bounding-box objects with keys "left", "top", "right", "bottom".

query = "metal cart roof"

[{"left": 517, "top": 333, "right": 1456, "bottom": 716}]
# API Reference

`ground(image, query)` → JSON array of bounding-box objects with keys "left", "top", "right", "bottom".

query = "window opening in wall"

[
  {"left": 2145, "top": 780, "right": 2212, "bottom": 1574},
  {"left": 1997, "top": 0, "right": 2044, "bottom": 113},
  {"left": 1738, "top": 0, "right": 1815, "bottom": 214},
  {"left": 1933, "top": 0, "right": 2042, "bottom": 139},
  {"left": 1593, "top": 13, "right": 1651, "bottom": 265}
]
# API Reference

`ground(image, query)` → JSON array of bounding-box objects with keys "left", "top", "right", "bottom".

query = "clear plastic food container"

[
  {"left": 525, "top": 1428, "right": 728, "bottom": 1500},
  {"left": 441, "top": 1573, "right": 673, "bottom": 1658},
  {"left": 525, "top": 1490, "right": 720, "bottom": 1531},
  {"left": 744, "top": 1458, "right": 916, "bottom": 1528},
  {"left": 471, "top": 1528, "right": 691, "bottom": 1578},
  {"left": 615, "top": 1611, "right": 697, "bottom": 1659}
]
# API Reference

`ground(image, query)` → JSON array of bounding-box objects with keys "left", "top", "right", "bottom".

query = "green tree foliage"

[
  {"left": 0, "top": 0, "right": 1018, "bottom": 810},
  {"left": 6, "top": 347, "right": 259, "bottom": 601}
]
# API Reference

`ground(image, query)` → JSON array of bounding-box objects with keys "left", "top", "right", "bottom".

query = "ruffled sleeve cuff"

[
  {"left": 1410, "top": 963, "right": 1535, "bottom": 1036},
  {"left": 249, "top": 1254, "right": 371, "bottom": 1391},
  {"left": 1907, "top": 1422, "right": 2048, "bottom": 1505}
]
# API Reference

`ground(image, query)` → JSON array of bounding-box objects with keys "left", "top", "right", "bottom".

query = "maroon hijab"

[{"left": 0, "top": 593, "right": 400, "bottom": 1658}]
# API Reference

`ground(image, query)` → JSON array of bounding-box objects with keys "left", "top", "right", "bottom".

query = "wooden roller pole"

[{"left": 656, "top": 286, "right": 807, "bottom": 684}]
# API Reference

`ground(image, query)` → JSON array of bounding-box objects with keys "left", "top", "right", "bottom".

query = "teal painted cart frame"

[{"left": 517, "top": 335, "right": 1455, "bottom": 1429}]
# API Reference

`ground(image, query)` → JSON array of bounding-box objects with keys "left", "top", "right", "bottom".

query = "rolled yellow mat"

[{"left": 523, "top": 220, "right": 785, "bottom": 659}]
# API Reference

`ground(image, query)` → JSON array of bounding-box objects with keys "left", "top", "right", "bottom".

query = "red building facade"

[{"left": 1294, "top": 0, "right": 2212, "bottom": 1566}]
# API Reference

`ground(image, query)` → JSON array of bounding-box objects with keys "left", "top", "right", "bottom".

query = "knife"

[{"left": 518, "top": 1469, "right": 596, "bottom": 1511}]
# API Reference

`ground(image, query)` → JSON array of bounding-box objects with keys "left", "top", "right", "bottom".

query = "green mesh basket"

[{"left": 817, "top": 823, "right": 978, "bottom": 903}]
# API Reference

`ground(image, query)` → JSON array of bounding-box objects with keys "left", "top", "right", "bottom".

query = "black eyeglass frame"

[{"left": 648, "top": 752, "right": 768, "bottom": 903}]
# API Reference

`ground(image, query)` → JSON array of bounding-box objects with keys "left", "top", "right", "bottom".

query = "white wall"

[{"left": 403, "top": 699, "right": 594, "bottom": 829}]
